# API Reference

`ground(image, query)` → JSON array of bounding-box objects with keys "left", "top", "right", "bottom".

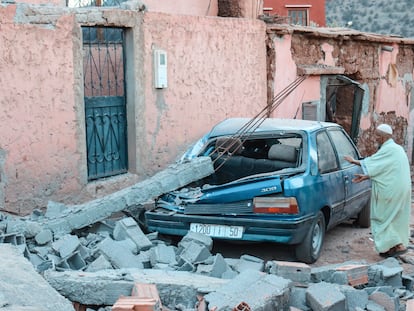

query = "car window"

[
  {"left": 328, "top": 128, "right": 358, "bottom": 168},
  {"left": 316, "top": 131, "right": 338, "bottom": 174}
]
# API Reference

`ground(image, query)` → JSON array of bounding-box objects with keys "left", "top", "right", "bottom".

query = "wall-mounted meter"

[{"left": 153, "top": 49, "right": 168, "bottom": 89}]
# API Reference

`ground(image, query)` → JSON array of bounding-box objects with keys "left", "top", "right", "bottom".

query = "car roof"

[{"left": 208, "top": 118, "right": 340, "bottom": 137}]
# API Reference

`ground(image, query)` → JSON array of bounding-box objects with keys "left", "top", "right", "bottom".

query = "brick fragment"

[{"left": 336, "top": 264, "right": 368, "bottom": 286}]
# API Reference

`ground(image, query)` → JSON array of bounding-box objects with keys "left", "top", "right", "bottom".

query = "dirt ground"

[{"left": 211, "top": 202, "right": 414, "bottom": 272}]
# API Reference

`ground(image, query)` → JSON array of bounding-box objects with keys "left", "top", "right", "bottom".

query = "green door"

[{"left": 83, "top": 27, "right": 127, "bottom": 180}]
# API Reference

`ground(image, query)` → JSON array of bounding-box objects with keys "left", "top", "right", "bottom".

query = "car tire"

[
  {"left": 295, "top": 211, "right": 326, "bottom": 264},
  {"left": 356, "top": 199, "right": 371, "bottom": 228}
]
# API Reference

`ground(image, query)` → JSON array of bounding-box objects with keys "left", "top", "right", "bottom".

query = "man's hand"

[
  {"left": 344, "top": 155, "right": 354, "bottom": 163},
  {"left": 352, "top": 173, "right": 369, "bottom": 183}
]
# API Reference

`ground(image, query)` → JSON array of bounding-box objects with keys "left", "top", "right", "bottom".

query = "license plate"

[{"left": 190, "top": 223, "right": 244, "bottom": 239}]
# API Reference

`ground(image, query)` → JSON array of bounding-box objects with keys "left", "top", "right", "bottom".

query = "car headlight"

[{"left": 253, "top": 196, "right": 299, "bottom": 214}]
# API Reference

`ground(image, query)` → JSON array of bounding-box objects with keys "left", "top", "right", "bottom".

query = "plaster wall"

[
  {"left": 144, "top": 0, "right": 218, "bottom": 17},
  {"left": 271, "top": 28, "right": 414, "bottom": 158},
  {"left": 271, "top": 34, "right": 321, "bottom": 119},
  {"left": 0, "top": 6, "right": 267, "bottom": 213},
  {"left": 137, "top": 13, "right": 267, "bottom": 176},
  {"left": 0, "top": 6, "right": 82, "bottom": 213}
]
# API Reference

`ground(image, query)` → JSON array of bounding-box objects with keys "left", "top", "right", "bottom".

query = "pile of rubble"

[
  {"left": 1, "top": 157, "right": 414, "bottom": 310},
  {"left": 2, "top": 205, "right": 414, "bottom": 311}
]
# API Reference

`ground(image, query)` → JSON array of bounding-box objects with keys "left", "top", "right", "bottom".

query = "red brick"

[
  {"left": 336, "top": 264, "right": 369, "bottom": 286},
  {"left": 406, "top": 299, "right": 414, "bottom": 311}
]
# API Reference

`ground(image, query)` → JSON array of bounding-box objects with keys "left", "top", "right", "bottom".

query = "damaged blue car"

[{"left": 145, "top": 118, "right": 371, "bottom": 263}]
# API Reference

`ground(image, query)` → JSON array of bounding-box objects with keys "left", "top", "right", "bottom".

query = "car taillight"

[{"left": 253, "top": 197, "right": 299, "bottom": 214}]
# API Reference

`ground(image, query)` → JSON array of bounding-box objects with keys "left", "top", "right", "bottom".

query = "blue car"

[{"left": 145, "top": 118, "right": 371, "bottom": 263}]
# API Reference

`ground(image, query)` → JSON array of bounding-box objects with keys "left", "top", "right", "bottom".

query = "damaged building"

[{"left": 1, "top": 0, "right": 414, "bottom": 214}]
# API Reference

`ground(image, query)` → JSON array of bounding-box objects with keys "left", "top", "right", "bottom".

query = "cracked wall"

[{"left": 267, "top": 27, "right": 414, "bottom": 159}]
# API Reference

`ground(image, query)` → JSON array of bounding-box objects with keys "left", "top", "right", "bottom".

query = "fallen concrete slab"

[
  {"left": 41, "top": 156, "right": 214, "bottom": 235},
  {"left": 43, "top": 268, "right": 229, "bottom": 308},
  {"left": 0, "top": 244, "right": 75, "bottom": 311}
]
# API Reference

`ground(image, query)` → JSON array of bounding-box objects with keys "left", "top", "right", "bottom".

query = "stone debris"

[
  {"left": 1, "top": 155, "right": 414, "bottom": 310},
  {"left": 3, "top": 207, "right": 414, "bottom": 311}
]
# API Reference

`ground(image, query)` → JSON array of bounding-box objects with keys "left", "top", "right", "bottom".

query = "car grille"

[{"left": 184, "top": 201, "right": 253, "bottom": 215}]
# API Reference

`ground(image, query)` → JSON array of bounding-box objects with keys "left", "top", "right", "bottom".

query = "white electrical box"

[{"left": 153, "top": 49, "right": 168, "bottom": 89}]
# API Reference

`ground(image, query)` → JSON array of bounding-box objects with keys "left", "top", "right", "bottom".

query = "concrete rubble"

[{"left": 2, "top": 156, "right": 414, "bottom": 310}]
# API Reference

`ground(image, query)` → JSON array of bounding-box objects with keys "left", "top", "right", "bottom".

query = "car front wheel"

[{"left": 295, "top": 211, "right": 326, "bottom": 264}]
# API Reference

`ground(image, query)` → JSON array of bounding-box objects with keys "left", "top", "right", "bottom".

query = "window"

[
  {"left": 328, "top": 128, "right": 359, "bottom": 168},
  {"left": 316, "top": 131, "right": 338, "bottom": 174},
  {"left": 288, "top": 9, "right": 308, "bottom": 25}
]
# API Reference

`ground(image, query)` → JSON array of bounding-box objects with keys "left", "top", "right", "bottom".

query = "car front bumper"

[{"left": 145, "top": 209, "right": 315, "bottom": 244}]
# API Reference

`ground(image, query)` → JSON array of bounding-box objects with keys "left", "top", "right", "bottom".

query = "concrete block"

[
  {"left": 306, "top": 282, "right": 346, "bottom": 311},
  {"left": 177, "top": 240, "right": 211, "bottom": 264},
  {"left": 403, "top": 274, "right": 414, "bottom": 291},
  {"left": 267, "top": 260, "right": 311, "bottom": 283},
  {"left": 205, "top": 270, "right": 291, "bottom": 311},
  {"left": 52, "top": 234, "right": 80, "bottom": 258},
  {"left": 113, "top": 217, "right": 152, "bottom": 251},
  {"left": 368, "top": 290, "right": 399, "bottom": 311},
  {"left": 35, "top": 229, "right": 53, "bottom": 245},
  {"left": 178, "top": 231, "right": 213, "bottom": 251},
  {"left": 289, "top": 287, "right": 310, "bottom": 311},
  {"left": 85, "top": 254, "right": 113, "bottom": 272},
  {"left": 342, "top": 286, "right": 369, "bottom": 311},
  {"left": 97, "top": 237, "right": 144, "bottom": 269},
  {"left": 366, "top": 300, "right": 387, "bottom": 311},
  {"left": 57, "top": 251, "right": 87, "bottom": 271},
  {"left": 336, "top": 264, "right": 368, "bottom": 286},
  {"left": 234, "top": 254, "right": 264, "bottom": 272},
  {"left": 149, "top": 244, "right": 177, "bottom": 267},
  {"left": 210, "top": 253, "right": 232, "bottom": 278},
  {"left": 368, "top": 258, "right": 403, "bottom": 287},
  {"left": 176, "top": 259, "right": 195, "bottom": 272}
]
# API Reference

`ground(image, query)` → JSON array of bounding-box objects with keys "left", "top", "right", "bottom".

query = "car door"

[
  {"left": 327, "top": 128, "right": 370, "bottom": 219},
  {"left": 315, "top": 130, "right": 346, "bottom": 227}
]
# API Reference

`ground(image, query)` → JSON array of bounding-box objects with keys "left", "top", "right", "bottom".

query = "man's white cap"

[{"left": 377, "top": 124, "right": 393, "bottom": 135}]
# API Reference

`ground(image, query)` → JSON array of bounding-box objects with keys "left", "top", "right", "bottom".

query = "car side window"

[
  {"left": 328, "top": 128, "right": 359, "bottom": 168},
  {"left": 316, "top": 131, "right": 338, "bottom": 174}
]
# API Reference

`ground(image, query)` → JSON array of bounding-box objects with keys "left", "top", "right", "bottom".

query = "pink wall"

[
  {"left": 137, "top": 13, "right": 267, "bottom": 175},
  {"left": 144, "top": 0, "right": 218, "bottom": 16},
  {"left": 271, "top": 34, "right": 321, "bottom": 118},
  {"left": 0, "top": 7, "right": 82, "bottom": 213},
  {"left": 0, "top": 6, "right": 267, "bottom": 213}
]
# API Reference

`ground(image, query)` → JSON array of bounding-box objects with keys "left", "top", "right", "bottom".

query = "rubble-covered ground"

[{"left": 2, "top": 203, "right": 414, "bottom": 311}]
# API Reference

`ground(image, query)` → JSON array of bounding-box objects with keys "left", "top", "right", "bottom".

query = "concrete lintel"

[{"left": 297, "top": 64, "right": 345, "bottom": 76}]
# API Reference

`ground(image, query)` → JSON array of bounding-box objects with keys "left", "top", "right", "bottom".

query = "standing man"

[{"left": 344, "top": 123, "right": 411, "bottom": 257}]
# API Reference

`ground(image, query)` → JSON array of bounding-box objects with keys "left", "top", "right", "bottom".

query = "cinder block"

[
  {"left": 178, "top": 231, "right": 213, "bottom": 251},
  {"left": 97, "top": 237, "right": 144, "bottom": 269},
  {"left": 306, "top": 282, "right": 346, "bottom": 311},
  {"left": 234, "top": 254, "right": 264, "bottom": 272},
  {"left": 52, "top": 234, "right": 80, "bottom": 258},
  {"left": 149, "top": 244, "right": 177, "bottom": 267},
  {"left": 113, "top": 217, "right": 152, "bottom": 251},
  {"left": 336, "top": 264, "right": 368, "bottom": 286},
  {"left": 267, "top": 261, "right": 311, "bottom": 283},
  {"left": 57, "top": 251, "right": 86, "bottom": 271},
  {"left": 177, "top": 240, "right": 211, "bottom": 264},
  {"left": 35, "top": 229, "right": 53, "bottom": 245}
]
